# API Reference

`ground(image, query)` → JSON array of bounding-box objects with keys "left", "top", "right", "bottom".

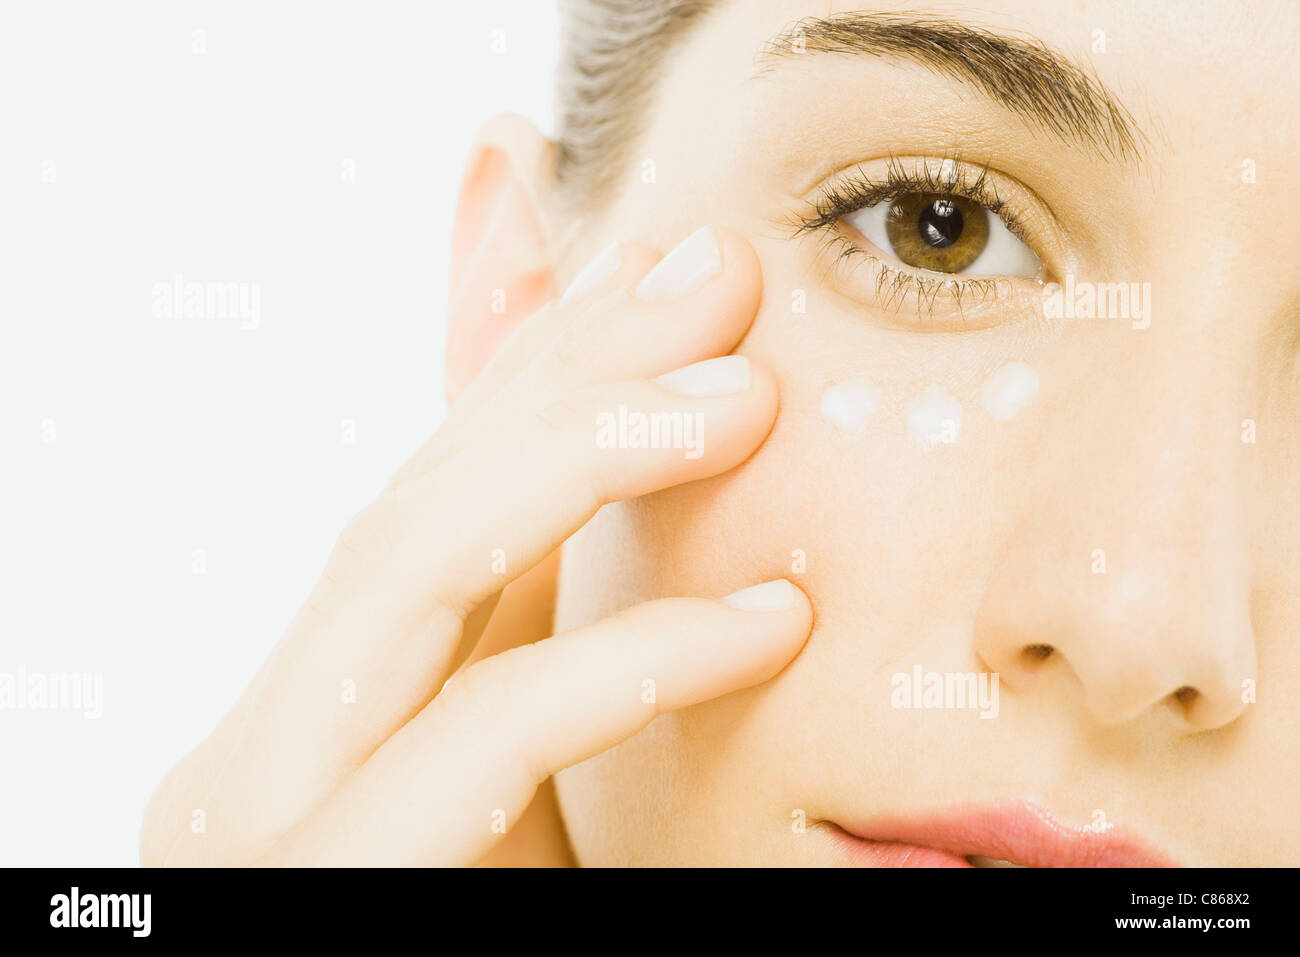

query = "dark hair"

[{"left": 555, "top": 0, "right": 717, "bottom": 209}]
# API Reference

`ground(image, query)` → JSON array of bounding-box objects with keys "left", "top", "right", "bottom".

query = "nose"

[{"left": 973, "top": 339, "right": 1258, "bottom": 732}]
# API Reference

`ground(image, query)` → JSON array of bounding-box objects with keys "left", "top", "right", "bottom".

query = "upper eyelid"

[
  {"left": 791, "top": 157, "right": 1076, "bottom": 288},
  {"left": 797, "top": 157, "right": 1029, "bottom": 242}
]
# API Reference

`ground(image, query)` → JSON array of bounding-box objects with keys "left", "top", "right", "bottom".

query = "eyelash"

[{"left": 794, "top": 156, "right": 1040, "bottom": 319}]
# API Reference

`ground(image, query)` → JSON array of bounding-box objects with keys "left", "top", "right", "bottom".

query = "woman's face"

[{"left": 550, "top": 0, "right": 1299, "bottom": 865}]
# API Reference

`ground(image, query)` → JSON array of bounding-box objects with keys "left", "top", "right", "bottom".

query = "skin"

[
  {"left": 140, "top": 230, "right": 815, "bottom": 866},
  {"left": 144, "top": 0, "right": 1299, "bottom": 866},
  {"left": 542, "top": 0, "right": 1298, "bottom": 866}
]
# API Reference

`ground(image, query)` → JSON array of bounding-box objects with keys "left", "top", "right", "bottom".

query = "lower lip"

[
  {"left": 828, "top": 801, "right": 1177, "bottom": 868},
  {"left": 838, "top": 839, "right": 974, "bottom": 868}
]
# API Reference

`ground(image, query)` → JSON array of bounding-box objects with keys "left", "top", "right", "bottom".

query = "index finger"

[{"left": 257, "top": 581, "right": 814, "bottom": 866}]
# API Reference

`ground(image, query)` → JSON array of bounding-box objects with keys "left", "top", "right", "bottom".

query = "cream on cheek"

[
  {"left": 819, "top": 376, "right": 882, "bottom": 433},
  {"left": 980, "top": 361, "right": 1041, "bottom": 421},
  {"left": 818, "top": 362, "right": 1040, "bottom": 443},
  {"left": 905, "top": 387, "right": 963, "bottom": 448}
]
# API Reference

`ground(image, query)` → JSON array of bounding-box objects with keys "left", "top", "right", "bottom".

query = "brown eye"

[
  {"left": 883, "top": 193, "right": 989, "bottom": 272},
  {"left": 840, "top": 190, "right": 1040, "bottom": 279}
]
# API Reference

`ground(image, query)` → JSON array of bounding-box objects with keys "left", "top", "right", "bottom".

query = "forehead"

[{"left": 672, "top": 0, "right": 1295, "bottom": 159}]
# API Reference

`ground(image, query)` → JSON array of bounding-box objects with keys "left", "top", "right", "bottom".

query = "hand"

[{"left": 141, "top": 227, "right": 813, "bottom": 866}]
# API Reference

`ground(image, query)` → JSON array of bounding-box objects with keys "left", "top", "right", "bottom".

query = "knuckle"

[
  {"left": 437, "top": 643, "right": 549, "bottom": 779},
  {"left": 530, "top": 394, "right": 613, "bottom": 511},
  {"left": 531, "top": 393, "right": 588, "bottom": 438},
  {"left": 341, "top": 495, "right": 398, "bottom": 559},
  {"left": 540, "top": 330, "right": 591, "bottom": 383},
  {"left": 442, "top": 643, "right": 537, "bottom": 731},
  {"left": 325, "top": 493, "right": 400, "bottom": 582},
  {"left": 604, "top": 610, "right": 659, "bottom": 676}
]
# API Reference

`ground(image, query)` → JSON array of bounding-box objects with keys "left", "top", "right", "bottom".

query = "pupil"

[{"left": 917, "top": 199, "right": 963, "bottom": 248}]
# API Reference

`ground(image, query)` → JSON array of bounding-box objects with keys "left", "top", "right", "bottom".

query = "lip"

[{"left": 829, "top": 800, "right": 1178, "bottom": 867}]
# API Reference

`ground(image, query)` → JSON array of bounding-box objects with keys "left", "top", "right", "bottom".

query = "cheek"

[
  {"left": 558, "top": 364, "right": 994, "bottom": 654},
  {"left": 553, "top": 331, "right": 1001, "bottom": 856},
  {"left": 552, "top": 277, "right": 1054, "bottom": 860}
]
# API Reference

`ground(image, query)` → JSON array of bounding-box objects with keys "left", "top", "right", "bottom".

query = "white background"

[{"left": 1, "top": 1, "right": 558, "bottom": 866}]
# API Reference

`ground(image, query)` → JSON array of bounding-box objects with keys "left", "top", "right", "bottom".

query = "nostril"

[
  {"left": 1022, "top": 643, "right": 1054, "bottom": 662},
  {"left": 1173, "top": 685, "right": 1199, "bottom": 707}
]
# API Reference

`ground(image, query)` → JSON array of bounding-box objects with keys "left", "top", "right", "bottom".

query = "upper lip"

[{"left": 831, "top": 800, "right": 1178, "bottom": 867}]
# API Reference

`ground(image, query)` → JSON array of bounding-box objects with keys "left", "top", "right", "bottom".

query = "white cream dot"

[
  {"left": 981, "top": 362, "right": 1040, "bottom": 421},
  {"left": 906, "top": 387, "right": 962, "bottom": 449},
  {"left": 820, "top": 377, "right": 882, "bottom": 434}
]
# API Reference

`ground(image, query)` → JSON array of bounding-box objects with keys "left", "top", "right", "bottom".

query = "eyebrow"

[{"left": 756, "top": 13, "right": 1147, "bottom": 165}]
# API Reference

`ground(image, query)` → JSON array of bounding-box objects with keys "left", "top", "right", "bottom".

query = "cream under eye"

[{"left": 843, "top": 194, "right": 1041, "bottom": 279}]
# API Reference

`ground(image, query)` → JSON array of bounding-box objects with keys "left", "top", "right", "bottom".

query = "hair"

[{"left": 554, "top": 0, "right": 717, "bottom": 210}]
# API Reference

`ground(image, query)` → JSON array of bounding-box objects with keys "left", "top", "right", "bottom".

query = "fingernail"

[
  {"left": 560, "top": 242, "right": 622, "bottom": 306},
  {"left": 634, "top": 227, "right": 721, "bottom": 301},
  {"left": 721, "top": 579, "right": 799, "bottom": 612},
  {"left": 654, "top": 355, "right": 750, "bottom": 397}
]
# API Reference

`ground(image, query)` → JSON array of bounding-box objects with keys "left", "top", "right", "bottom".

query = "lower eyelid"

[{"left": 804, "top": 229, "right": 1042, "bottom": 332}]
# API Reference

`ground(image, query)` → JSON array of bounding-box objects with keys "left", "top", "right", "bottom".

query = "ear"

[{"left": 444, "top": 113, "right": 557, "bottom": 406}]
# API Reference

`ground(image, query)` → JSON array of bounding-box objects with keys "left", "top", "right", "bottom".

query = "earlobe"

[{"left": 445, "top": 113, "right": 558, "bottom": 406}]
